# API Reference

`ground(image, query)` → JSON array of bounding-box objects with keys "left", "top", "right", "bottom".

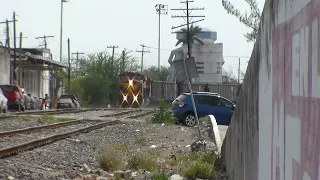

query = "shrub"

[
  {"left": 179, "top": 151, "right": 215, "bottom": 179},
  {"left": 127, "top": 151, "right": 159, "bottom": 171},
  {"left": 98, "top": 148, "right": 124, "bottom": 172},
  {"left": 150, "top": 100, "right": 175, "bottom": 124},
  {"left": 151, "top": 171, "right": 170, "bottom": 180}
]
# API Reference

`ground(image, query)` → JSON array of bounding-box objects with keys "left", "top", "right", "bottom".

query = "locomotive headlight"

[
  {"left": 123, "top": 95, "right": 127, "bottom": 101},
  {"left": 129, "top": 79, "right": 133, "bottom": 87},
  {"left": 133, "top": 95, "right": 138, "bottom": 101}
]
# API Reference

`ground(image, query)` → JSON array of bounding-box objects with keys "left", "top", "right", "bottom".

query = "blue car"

[{"left": 171, "top": 92, "right": 235, "bottom": 127}]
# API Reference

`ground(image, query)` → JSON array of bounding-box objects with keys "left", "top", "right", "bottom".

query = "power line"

[
  {"left": 136, "top": 44, "right": 150, "bottom": 73},
  {"left": 35, "top": 35, "right": 54, "bottom": 49},
  {"left": 71, "top": 51, "right": 85, "bottom": 71}
]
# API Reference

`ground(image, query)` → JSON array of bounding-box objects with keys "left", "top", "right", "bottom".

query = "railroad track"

[
  {"left": 0, "top": 120, "right": 119, "bottom": 158},
  {"left": 0, "top": 109, "right": 153, "bottom": 158}
]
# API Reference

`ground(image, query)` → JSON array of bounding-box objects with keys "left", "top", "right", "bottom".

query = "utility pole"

[
  {"left": 60, "top": 0, "right": 69, "bottom": 63},
  {"left": 72, "top": 51, "right": 84, "bottom": 71},
  {"left": 171, "top": 1, "right": 205, "bottom": 58},
  {"left": 35, "top": 35, "right": 54, "bottom": 49},
  {"left": 18, "top": 32, "right": 23, "bottom": 86},
  {"left": 136, "top": 44, "right": 150, "bottom": 73},
  {"left": 13, "top": 12, "right": 17, "bottom": 83},
  {"left": 238, "top": 58, "right": 241, "bottom": 83},
  {"left": 171, "top": 1, "right": 205, "bottom": 139},
  {"left": 107, "top": 45, "right": 119, "bottom": 69},
  {"left": 67, "top": 39, "right": 71, "bottom": 93},
  {"left": 155, "top": 4, "right": 168, "bottom": 68},
  {"left": 121, "top": 50, "right": 125, "bottom": 73}
]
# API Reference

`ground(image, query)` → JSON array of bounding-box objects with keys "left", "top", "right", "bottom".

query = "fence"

[{"left": 151, "top": 81, "right": 240, "bottom": 102}]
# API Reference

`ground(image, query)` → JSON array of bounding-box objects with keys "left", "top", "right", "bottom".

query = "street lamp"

[
  {"left": 155, "top": 4, "right": 168, "bottom": 69},
  {"left": 60, "top": 0, "right": 68, "bottom": 63}
]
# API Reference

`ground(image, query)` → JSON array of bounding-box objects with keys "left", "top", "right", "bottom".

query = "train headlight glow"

[
  {"left": 123, "top": 95, "right": 127, "bottom": 101},
  {"left": 133, "top": 95, "right": 138, "bottom": 101},
  {"left": 129, "top": 80, "right": 133, "bottom": 87}
]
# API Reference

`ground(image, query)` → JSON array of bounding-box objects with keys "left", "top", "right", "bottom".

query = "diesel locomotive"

[{"left": 119, "top": 72, "right": 151, "bottom": 108}]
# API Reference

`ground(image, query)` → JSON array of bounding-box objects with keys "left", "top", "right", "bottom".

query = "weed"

[
  {"left": 179, "top": 151, "right": 215, "bottom": 179},
  {"left": 110, "top": 143, "right": 129, "bottom": 152},
  {"left": 128, "top": 151, "right": 159, "bottom": 171},
  {"left": 134, "top": 137, "right": 147, "bottom": 145},
  {"left": 98, "top": 148, "right": 124, "bottom": 172},
  {"left": 151, "top": 171, "right": 170, "bottom": 180},
  {"left": 150, "top": 100, "right": 175, "bottom": 125},
  {"left": 39, "top": 114, "right": 69, "bottom": 123},
  {"left": 199, "top": 116, "right": 210, "bottom": 122},
  {"left": 14, "top": 115, "right": 34, "bottom": 120}
]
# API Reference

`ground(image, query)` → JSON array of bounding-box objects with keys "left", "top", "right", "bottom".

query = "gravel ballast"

[{"left": 0, "top": 119, "right": 217, "bottom": 180}]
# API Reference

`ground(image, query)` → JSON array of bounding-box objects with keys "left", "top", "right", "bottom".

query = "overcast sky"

[{"left": 0, "top": 0, "right": 265, "bottom": 75}]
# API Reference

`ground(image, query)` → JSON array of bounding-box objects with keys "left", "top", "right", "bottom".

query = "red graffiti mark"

[{"left": 271, "top": 0, "right": 320, "bottom": 179}]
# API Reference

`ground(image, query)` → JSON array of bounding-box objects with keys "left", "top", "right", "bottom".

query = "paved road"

[{"left": 218, "top": 125, "right": 228, "bottom": 142}]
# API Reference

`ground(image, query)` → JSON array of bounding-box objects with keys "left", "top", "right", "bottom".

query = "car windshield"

[
  {"left": 60, "top": 95, "right": 76, "bottom": 100},
  {"left": 0, "top": 85, "right": 19, "bottom": 92},
  {"left": 219, "top": 97, "right": 234, "bottom": 109}
]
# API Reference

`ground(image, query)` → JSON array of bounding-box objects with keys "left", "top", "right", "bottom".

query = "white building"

[{"left": 168, "top": 28, "right": 225, "bottom": 83}]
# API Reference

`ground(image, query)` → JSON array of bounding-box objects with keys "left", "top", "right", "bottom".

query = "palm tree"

[{"left": 175, "top": 25, "right": 204, "bottom": 47}]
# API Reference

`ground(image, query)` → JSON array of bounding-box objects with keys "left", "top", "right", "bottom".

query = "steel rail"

[
  {"left": 125, "top": 110, "right": 154, "bottom": 119},
  {"left": 0, "top": 120, "right": 120, "bottom": 158},
  {"left": 0, "top": 119, "right": 83, "bottom": 138},
  {"left": 98, "top": 109, "right": 142, "bottom": 117}
]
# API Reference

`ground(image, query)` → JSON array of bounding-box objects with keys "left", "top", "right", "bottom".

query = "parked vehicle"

[
  {"left": 171, "top": 92, "right": 235, "bottom": 127},
  {"left": 0, "top": 84, "right": 25, "bottom": 111},
  {"left": 21, "top": 88, "right": 32, "bottom": 110},
  {"left": 57, "top": 94, "right": 80, "bottom": 109},
  {"left": 0, "top": 88, "right": 8, "bottom": 113}
]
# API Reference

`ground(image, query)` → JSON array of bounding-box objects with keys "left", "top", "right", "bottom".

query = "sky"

[{"left": 0, "top": 0, "right": 266, "bottom": 76}]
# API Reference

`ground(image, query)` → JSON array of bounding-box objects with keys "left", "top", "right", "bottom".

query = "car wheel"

[{"left": 183, "top": 113, "right": 196, "bottom": 127}]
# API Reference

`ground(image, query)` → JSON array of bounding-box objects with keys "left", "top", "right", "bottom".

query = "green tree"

[
  {"left": 175, "top": 25, "right": 204, "bottom": 47},
  {"left": 222, "top": 0, "right": 261, "bottom": 42},
  {"left": 143, "top": 66, "right": 170, "bottom": 82},
  {"left": 63, "top": 50, "right": 139, "bottom": 106}
]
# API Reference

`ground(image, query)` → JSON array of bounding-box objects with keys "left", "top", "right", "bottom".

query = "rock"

[
  {"left": 7, "top": 176, "right": 15, "bottom": 180},
  {"left": 114, "top": 170, "right": 131, "bottom": 180},
  {"left": 83, "top": 164, "right": 91, "bottom": 173},
  {"left": 191, "top": 139, "right": 206, "bottom": 152},
  {"left": 169, "top": 174, "right": 183, "bottom": 180}
]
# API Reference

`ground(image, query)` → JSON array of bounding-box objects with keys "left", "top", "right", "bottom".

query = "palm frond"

[{"left": 193, "top": 37, "right": 204, "bottom": 45}]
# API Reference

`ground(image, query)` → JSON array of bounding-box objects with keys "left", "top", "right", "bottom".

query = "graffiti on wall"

[{"left": 271, "top": 0, "right": 320, "bottom": 179}]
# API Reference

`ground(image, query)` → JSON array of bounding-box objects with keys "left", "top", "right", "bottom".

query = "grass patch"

[
  {"left": 151, "top": 171, "right": 170, "bottom": 180},
  {"left": 178, "top": 151, "right": 215, "bottom": 179},
  {"left": 150, "top": 100, "right": 176, "bottom": 125},
  {"left": 199, "top": 116, "right": 210, "bottom": 122},
  {"left": 110, "top": 143, "right": 128, "bottom": 152},
  {"left": 127, "top": 150, "right": 160, "bottom": 171},
  {"left": 98, "top": 148, "right": 125, "bottom": 172},
  {"left": 38, "top": 114, "right": 69, "bottom": 123},
  {"left": 14, "top": 115, "right": 34, "bottom": 120},
  {"left": 134, "top": 137, "right": 147, "bottom": 145}
]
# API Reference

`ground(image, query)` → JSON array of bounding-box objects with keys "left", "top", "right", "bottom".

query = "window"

[
  {"left": 219, "top": 98, "right": 234, "bottom": 110},
  {"left": 197, "top": 71, "right": 204, "bottom": 74},
  {"left": 217, "top": 66, "right": 220, "bottom": 69},
  {"left": 196, "top": 62, "right": 204, "bottom": 65},
  {"left": 217, "top": 71, "right": 221, "bottom": 73},
  {"left": 197, "top": 66, "right": 204, "bottom": 69}
]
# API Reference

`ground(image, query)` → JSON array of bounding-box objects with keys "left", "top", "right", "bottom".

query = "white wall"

[
  {"left": 181, "top": 40, "right": 224, "bottom": 83},
  {"left": 0, "top": 47, "right": 10, "bottom": 85}
]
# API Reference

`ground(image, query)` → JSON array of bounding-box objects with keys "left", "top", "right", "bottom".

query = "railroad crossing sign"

[{"left": 173, "top": 57, "right": 198, "bottom": 81}]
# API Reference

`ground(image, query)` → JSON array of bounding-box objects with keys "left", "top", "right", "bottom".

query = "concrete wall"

[
  {"left": 221, "top": 0, "right": 320, "bottom": 179},
  {"left": 0, "top": 47, "right": 10, "bottom": 85}
]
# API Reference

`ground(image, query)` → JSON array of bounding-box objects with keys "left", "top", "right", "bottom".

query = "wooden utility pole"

[
  {"left": 136, "top": 44, "right": 150, "bottom": 73},
  {"left": 67, "top": 38, "right": 71, "bottom": 93},
  {"left": 18, "top": 32, "right": 23, "bottom": 86},
  {"left": 35, "top": 35, "right": 54, "bottom": 49},
  {"left": 13, "top": 12, "right": 17, "bottom": 83},
  {"left": 121, "top": 50, "right": 125, "bottom": 73},
  {"left": 171, "top": 1, "right": 205, "bottom": 58},
  {"left": 238, "top": 58, "right": 241, "bottom": 83},
  {"left": 107, "top": 45, "right": 119, "bottom": 71},
  {"left": 71, "top": 52, "right": 84, "bottom": 71}
]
